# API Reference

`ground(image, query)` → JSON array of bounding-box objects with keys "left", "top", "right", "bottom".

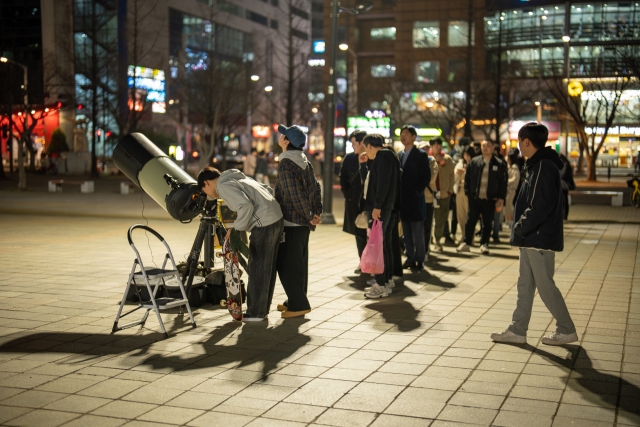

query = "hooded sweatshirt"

[
  {"left": 510, "top": 147, "right": 564, "bottom": 251},
  {"left": 275, "top": 150, "right": 323, "bottom": 230},
  {"left": 215, "top": 169, "right": 283, "bottom": 232}
]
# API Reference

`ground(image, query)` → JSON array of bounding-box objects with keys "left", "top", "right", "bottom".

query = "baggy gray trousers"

[{"left": 508, "top": 248, "right": 576, "bottom": 336}]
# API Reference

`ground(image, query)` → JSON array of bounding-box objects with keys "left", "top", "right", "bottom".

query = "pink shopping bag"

[{"left": 360, "top": 219, "right": 384, "bottom": 275}]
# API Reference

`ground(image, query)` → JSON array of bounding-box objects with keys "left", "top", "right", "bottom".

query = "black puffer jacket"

[
  {"left": 510, "top": 147, "right": 564, "bottom": 252},
  {"left": 464, "top": 155, "right": 508, "bottom": 201}
]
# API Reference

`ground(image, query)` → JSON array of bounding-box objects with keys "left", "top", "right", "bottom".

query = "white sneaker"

[
  {"left": 456, "top": 243, "right": 470, "bottom": 253},
  {"left": 366, "top": 278, "right": 376, "bottom": 286},
  {"left": 366, "top": 279, "right": 394, "bottom": 292},
  {"left": 433, "top": 244, "right": 444, "bottom": 252},
  {"left": 365, "top": 283, "right": 388, "bottom": 299},
  {"left": 480, "top": 244, "right": 490, "bottom": 255},
  {"left": 490, "top": 330, "right": 526, "bottom": 344},
  {"left": 541, "top": 332, "right": 578, "bottom": 346},
  {"left": 243, "top": 316, "right": 267, "bottom": 322}
]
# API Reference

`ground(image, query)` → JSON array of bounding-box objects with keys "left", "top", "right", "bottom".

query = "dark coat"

[
  {"left": 361, "top": 148, "right": 400, "bottom": 213},
  {"left": 398, "top": 147, "right": 430, "bottom": 222},
  {"left": 339, "top": 152, "right": 363, "bottom": 235},
  {"left": 464, "top": 155, "right": 508, "bottom": 201},
  {"left": 510, "top": 147, "right": 564, "bottom": 252}
]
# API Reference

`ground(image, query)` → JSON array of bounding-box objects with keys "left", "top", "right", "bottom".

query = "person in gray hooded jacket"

[{"left": 198, "top": 167, "right": 284, "bottom": 321}]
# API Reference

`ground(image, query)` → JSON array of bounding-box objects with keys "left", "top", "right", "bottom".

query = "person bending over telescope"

[{"left": 198, "top": 167, "right": 284, "bottom": 321}]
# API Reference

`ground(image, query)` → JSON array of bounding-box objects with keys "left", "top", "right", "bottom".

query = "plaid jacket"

[{"left": 275, "top": 159, "right": 323, "bottom": 230}]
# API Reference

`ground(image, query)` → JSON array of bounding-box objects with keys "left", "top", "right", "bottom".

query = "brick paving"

[{"left": 0, "top": 191, "right": 638, "bottom": 427}]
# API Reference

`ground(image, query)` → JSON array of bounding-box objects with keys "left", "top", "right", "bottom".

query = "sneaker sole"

[
  {"left": 364, "top": 293, "right": 388, "bottom": 299},
  {"left": 541, "top": 337, "right": 578, "bottom": 346},
  {"left": 491, "top": 334, "right": 526, "bottom": 344}
]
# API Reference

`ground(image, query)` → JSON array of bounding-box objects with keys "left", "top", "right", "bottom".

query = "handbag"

[
  {"left": 360, "top": 220, "right": 384, "bottom": 274},
  {"left": 355, "top": 212, "right": 368, "bottom": 229}
]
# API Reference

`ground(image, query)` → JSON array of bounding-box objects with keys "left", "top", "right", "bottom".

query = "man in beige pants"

[{"left": 431, "top": 138, "right": 455, "bottom": 252}]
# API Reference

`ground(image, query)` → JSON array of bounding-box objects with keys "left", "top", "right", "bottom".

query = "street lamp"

[
  {"left": 535, "top": 101, "right": 542, "bottom": 123},
  {"left": 338, "top": 44, "right": 358, "bottom": 121},
  {"left": 322, "top": 1, "right": 373, "bottom": 224},
  {"left": 251, "top": 75, "right": 260, "bottom": 82},
  {"left": 264, "top": 85, "right": 273, "bottom": 92},
  {"left": 0, "top": 56, "right": 28, "bottom": 105}
]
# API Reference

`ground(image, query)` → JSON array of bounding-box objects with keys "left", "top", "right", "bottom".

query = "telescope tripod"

[{"left": 182, "top": 200, "right": 247, "bottom": 299}]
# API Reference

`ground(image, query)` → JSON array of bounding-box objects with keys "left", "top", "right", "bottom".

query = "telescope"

[{"left": 113, "top": 133, "right": 205, "bottom": 222}]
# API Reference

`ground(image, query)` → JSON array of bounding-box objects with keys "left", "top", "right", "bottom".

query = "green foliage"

[{"left": 47, "top": 128, "right": 70, "bottom": 154}]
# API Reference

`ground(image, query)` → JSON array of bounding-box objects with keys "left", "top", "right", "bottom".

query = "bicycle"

[{"left": 628, "top": 174, "right": 640, "bottom": 208}]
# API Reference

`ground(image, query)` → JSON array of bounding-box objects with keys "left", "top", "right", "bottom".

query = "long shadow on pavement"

[
  {"left": 0, "top": 319, "right": 311, "bottom": 381},
  {"left": 500, "top": 343, "right": 640, "bottom": 418}
]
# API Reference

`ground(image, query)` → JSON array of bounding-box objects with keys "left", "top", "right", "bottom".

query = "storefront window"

[
  {"left": 413, "top": 21, "right": 440, "bottom": 48},
  {"left": 448, "top": 21, "right": 474, "bottom": 46},
  {"left": 371, "top": 64, "right": 396, "bottom": 78},
  {"left": 485, "top": 5, "right": 565, "bottom": 48},
  {"left": 415, "top": 61, "right": 439, "bottom": 83},
  {"left": 371, "top": 27, "right": 396, "bottom": 40}
]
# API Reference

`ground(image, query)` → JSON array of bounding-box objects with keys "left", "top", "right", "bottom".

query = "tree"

[
  {"left": 547, "top": 76, "right": 634, "bottom": 181},
  {"left": 47, "top": 128, "right": 70, "bottom": 154}
]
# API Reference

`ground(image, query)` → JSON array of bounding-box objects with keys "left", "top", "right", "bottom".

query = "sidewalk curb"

[{"left": 0, "top": 208, "right": 172, "bottom": 221}]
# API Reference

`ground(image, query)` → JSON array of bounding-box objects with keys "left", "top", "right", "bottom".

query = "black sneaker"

[{"left": 401, "top": 260, "right": 415, "bottom": 269}]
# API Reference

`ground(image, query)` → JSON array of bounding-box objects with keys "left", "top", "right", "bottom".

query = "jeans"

[
  {"left": 423, "top": 203, "right": 434, "bottom": 254},
  {"left": 465, "top": 198, "right": 495, "bottom": 246},
  {"left": 401, "top": 220, "right": 425, "bottom": 265},
  {"left": 508, "top": 248, "right": 576, "bottom": 336},
  {"left": 367, "top": 209, "right": 393, "bottom": 286},
  {"left": 245, "top": 218, "right": 284, "bottom": 318},
  {"left": 492, "top": 210, "right": 503, "bottom": 239},
  {"left": 276, "top": 226, "right": 311, "bottom": 312},
  {"left": 433, "top": 197, "right": 451, "bottom": 243}
]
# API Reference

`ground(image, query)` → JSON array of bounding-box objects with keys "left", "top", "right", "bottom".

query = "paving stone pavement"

[{"left": 0, "top": 201, "right": 639, "bottom": 426}]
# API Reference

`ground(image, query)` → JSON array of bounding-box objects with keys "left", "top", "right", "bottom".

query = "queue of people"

[
  {"left": 197, "top": 121, "right": 578, "bottom": 346},
  {"left": 340, "top": 122, "right": 577, "bottom": 345}
]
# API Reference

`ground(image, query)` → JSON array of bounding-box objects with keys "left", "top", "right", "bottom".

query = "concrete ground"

[{"left": 0, "top": 183, "right": 638, "bottom": 427}]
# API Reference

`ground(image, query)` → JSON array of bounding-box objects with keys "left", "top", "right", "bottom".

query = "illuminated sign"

[
  {"left": 252, "top": 125, "right": 271, "bottom": 138},
  {"left": 313, "top": 40, "right": 325, "bottom": 54},
  {"left": 334, "top": 127, "right": 346, "bottom": 137},
  {"left": 308, "top": 59, "right": 325, "bottom": 67},
  {"left": 585, "top": 126, "right": 640, "bottom": 136},
  {"left": 127, "top": 65, "right": 166, "bottom": 114},
  {"left": 394, "top": 127, "right": 442, "bottom": 137},
  {"left": 567, "top": 81, "right": 583, "bottom": 97},
  {"left": 347, "top": 116, "right": 391, "bottom": 137},
  {"left": 365, "top": 110, "right": 386, "bottom": 118}
]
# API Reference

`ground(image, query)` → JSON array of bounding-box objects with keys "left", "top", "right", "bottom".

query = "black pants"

[
  {"left": 276, "top": 226, "right": 311, "bottom": 311},
  {"left": 246, "top": 219, "right": 284, "bottom": 318},
  {"left": 465, "top": 198, "right": 495, "bottom": 246},
  {"left": 562, "top": 189, "right": 569, "bottom": 220},
  {"left": 355, "top": 227, "right": 367, "bottom": 258},
  {"left": 423, "top": 203, "right": 434, "bottom": 254},
  {"left": 450, "top": 194, "right": 457, "bottom": 238},
  {"left": 390, "top": 212, "right": 403, "bottom": 277}
]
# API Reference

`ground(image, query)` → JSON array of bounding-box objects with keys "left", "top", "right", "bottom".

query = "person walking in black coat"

[
  {"left": 491, "top": 122, "right": 578, "bottom": 346},
  {"left": 457, "top": 140, "right": 507, "bottom": 255},
  {"left": 398, "top": 125, "right": 431, "bottom": 270},
  {"left": 340, "top": 130, "right": 368, "bottom": 273}
]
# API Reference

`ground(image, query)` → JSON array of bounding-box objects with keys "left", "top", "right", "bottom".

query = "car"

[{"left": 212, "top": 150, "right": 245, "bottom": 170}]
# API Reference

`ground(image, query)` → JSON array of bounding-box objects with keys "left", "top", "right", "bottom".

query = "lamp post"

[
  {"left": 247, "top": 74, "right": 260, "bottom": 153},
  {"left": 563, "top": 0, "right": 571, "bottom": 156},
  {"left": 1, "top": 57, "right": 28, "bottom": 187},
  {"left": 322, "top": 1, "right": 372, "bottom": 224},
  {"left": 339, "top": 44, "right": 358, "bottom": 121},
  {"left": 535, "top": 101, "right": 542, "bottom": 123}
]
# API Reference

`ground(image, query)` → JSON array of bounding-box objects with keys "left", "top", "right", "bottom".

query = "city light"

[
  {"left": 264, "top": 85, "right": 273, "bottom": 92},
  {"left": 0, "top": 57, "right": 7, "bottom": 62},
  {"left": 339, "top": 43, "right": 349, "bottom": 51},
  {"left": 251, "top": 75, "right": 260, "bottom": 81},
  {"left": 562, "top": 35, "right": 571, "bottom": 42},
  {"left": 312, "top": 107, "right": 318, "bottom": 114},
  {"left": 535, "top": 101, "right": 541, "bottom": 106}
]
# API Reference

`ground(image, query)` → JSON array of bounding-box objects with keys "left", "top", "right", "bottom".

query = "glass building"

[{"left": 485, "top": 2, "right": 640, "bottom": 78}]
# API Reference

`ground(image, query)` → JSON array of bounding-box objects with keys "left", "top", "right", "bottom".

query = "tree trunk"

[
  {"left": 27, "top": 141, "right": 37, "bottom": 172},
  {"left": 586, "top": 153, "right": 597, "bottom": 181},
  {"left": 577, "top": 144, "right": 584, "bottom": 173},
  {"left": 17, "top": 138, "right": 26, "bottom": 190}
]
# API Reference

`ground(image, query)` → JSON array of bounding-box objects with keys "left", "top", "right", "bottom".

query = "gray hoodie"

[
  {"left": 278, "top": 150, "right": 309, "bottom": 169},
  {"left": 216, "top": 169, "right": 283, "bottom": 231}
]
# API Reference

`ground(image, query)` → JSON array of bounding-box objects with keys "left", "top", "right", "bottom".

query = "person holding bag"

[
  {"left": 359, "top": 134, "right": 401, "bottom": 299},
  {"left": 340, "top": 130, "right": 368, "bottom": 273}
]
